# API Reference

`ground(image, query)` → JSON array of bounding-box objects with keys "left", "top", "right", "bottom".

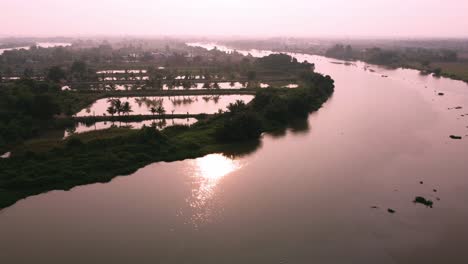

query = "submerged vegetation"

[{"left": 414, "top": 196, "right": 434, "bottom": 208}]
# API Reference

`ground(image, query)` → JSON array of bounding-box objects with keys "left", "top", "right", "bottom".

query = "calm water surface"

[
  {"left": 64, "top": 118, "right": 198, "bottom": 138},
  {"left": 76, "top": 95, "right": 254, "bottom": 116},
  {"left": 1, "top": 44, "right": 468, "bottom": 263}
]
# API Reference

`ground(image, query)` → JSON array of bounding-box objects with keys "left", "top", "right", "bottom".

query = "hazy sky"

[{"left": 1, "top": 0, "right": 467, "bottom": 37}]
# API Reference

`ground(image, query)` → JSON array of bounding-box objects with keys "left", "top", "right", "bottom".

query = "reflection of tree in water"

[
  {"left": 201, "top": 95, "right": 221, "bottom": 103},
  {"left": 150, "top": 119, "right": 167, "bottom": 129},
  {"left": 221, "top": 138, "right": 262, "bottom": 159},
  {"left": 170, "top": 96, "right": 198, "bottom": 106},
  {"left": 134, "top": 97, "right": 164, "bottom": 108}
]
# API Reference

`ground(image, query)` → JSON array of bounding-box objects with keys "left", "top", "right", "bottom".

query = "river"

[{"left": 1, "top": 43, "right": 468, "bottom": 264}]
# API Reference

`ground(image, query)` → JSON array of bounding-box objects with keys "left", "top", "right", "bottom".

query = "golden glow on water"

[{"left": 187, "top": 154, "right": 241, "bottom": 226}]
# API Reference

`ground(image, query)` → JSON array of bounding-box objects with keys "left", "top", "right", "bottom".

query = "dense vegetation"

[
  {"left": 324, "top": 44, "right": 468, "bottom": 82},
  {"left": 0, "top": 71, "right": 334, "bottom": 209},
  {"left": 0, "top": 79, "right": 102, "bottom": 152},
  {"left": 0, "top": 40, "right": 308, "bottom": 91}
]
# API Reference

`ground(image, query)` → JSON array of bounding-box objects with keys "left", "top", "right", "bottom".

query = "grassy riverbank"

[
  {"left": 405, "top": 61, "right": 468, "bottom": 83},
  {"left": 0, "top": 71, "right": 334, "bottom": 209},
  {"left": 323, "top": 44, "right": 468, "bottom": 83}
]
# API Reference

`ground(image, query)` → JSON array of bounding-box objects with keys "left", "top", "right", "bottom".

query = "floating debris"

[
  {"left": 448, "top": 106, "right": 463, "bottom": 110},
  {"left": 414, "top": 196, "right": 434, "bottom": 208},
  {"left": 371, "top": 206, "right": 379, "bottom": 209},
  {"left": 387, "top": 208, "right": 396, "bottom": 214},
  {"left": 438, "top": 92, "right": 445, "bottom": 96},
  {"left": 420, "top": 181, "right": 424, "bottom": 184},
  {"left": 450, "top": 135, "right": 462, "bottom": 140}
]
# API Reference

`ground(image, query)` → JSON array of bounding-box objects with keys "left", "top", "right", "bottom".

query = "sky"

[{"left": 1, "top": 0, "right": 468, "bottom": 38}]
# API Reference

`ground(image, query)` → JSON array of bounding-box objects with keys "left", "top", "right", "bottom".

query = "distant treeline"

[{"left": 325, "top": 44, "right": 458, "bottom": 66}]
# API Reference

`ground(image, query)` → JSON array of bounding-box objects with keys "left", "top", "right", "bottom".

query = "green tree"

[
  {"left": 47, "top": 66, "right": 66, "bottom": 83},
  {"left": 71, "top": 61, "right": 87, "bottom": 78},
  {"left": 31, "top": 95, "right": 60, "bottom": 119},
  {"left": 247, "top": 71, "right": 257, "bottom": 81},
  {"left": 227, "top": 100, "right": 247, "bottom": 114}
]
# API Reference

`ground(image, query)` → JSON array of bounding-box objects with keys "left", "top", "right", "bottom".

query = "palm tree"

[
  {"left": 107, "top": 105, "right": 117, "bottom": 117},
  {"left": 122, "top": 102, "right": 132, "bottom": 116},
  {"left": 156, "top": 105, "right": 166, "bottom": 116},
  {"left": 108, "top": 98, "right": 123, "bottom": 116},
  {"left": 150, "top": 107, "right": 157, "bottom": 116}
]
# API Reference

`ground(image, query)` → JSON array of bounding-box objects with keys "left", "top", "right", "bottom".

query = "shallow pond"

[
  {"left": 0, "top": 152, "right": 11, "bottom": 159},
  {"left": 76, "top": 95, "right": 254, "bottom": 116}
]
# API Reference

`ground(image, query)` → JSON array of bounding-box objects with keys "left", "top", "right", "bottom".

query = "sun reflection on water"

[{"left": 185, "top": 154, "right": 241, "bottom": 227}]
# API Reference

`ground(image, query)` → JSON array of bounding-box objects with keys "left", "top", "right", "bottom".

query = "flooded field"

[{"left": 76, "top": 95, "right": 255, "bottom": 116}]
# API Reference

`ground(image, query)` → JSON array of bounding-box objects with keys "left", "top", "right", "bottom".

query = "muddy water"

[{"left": 1, "top": 44, "right": 468, "bottom": 264}]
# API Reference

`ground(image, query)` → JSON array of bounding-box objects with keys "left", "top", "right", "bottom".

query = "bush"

[
  {"left": 66, "top": 137, "right": 84, "bottom": 148},
  {"left": 216, "top": 112, "right": 262, "bottom": 141}
]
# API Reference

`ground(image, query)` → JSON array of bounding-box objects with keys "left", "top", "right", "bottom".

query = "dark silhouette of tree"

[
  {"left": 247, "top": 71, "right": 257, "bottom": 81},
  {"left": 108, "top": 99, "right": 123, "bottom": 116},
  {"left": 47, "top": 66, "right": 66, "bottom": 83},
  {"left": 23, "top": 68, "right": 34, "bottom": 78},
  {"left": 71, "top": 60, "right": 87, "bottom": 81},
  {"left": 107, "top": 106, "right": 117, "bottom": 117},
  {"left": 122, "top": 102, "right": 132, "bottom": 116},
  {"left": 150, "top": 107, "right": 157, "bottom": 116},
  {"left": 156, "top": 105, "right": 166, "bottom": 116},
  {"left": 227, "top": 100, "right": 248, "bottom": 114}
]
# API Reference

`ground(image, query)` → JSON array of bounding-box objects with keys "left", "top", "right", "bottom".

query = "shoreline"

[{"left": 0, "top": 73, "right": 335, "bottom": 210}]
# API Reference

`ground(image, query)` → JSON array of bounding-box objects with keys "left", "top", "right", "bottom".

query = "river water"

[{"left": 1, "top": 44, "right": 468, "bottom": 264}]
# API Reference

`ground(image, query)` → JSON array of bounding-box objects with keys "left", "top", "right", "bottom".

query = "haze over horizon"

[{"left": 2, "top": 0, "right": 468, "bottom": 38}]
